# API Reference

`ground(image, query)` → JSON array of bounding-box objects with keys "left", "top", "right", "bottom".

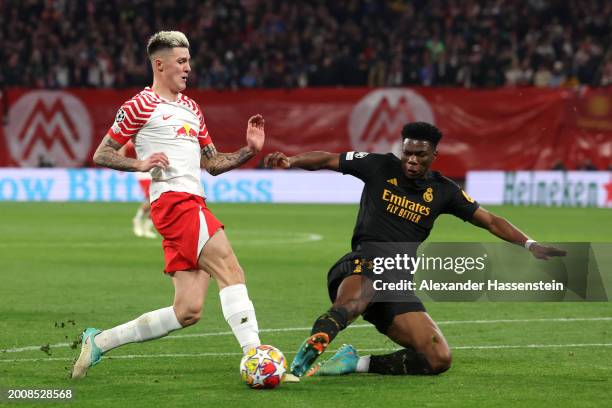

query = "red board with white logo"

[{"left": 1, "top": 87, "right": 610, "bottom": 178}]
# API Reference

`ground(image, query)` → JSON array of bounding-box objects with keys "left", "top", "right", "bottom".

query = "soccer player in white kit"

[{"left": 71, "top": 31, "right": 264, "bottom": 379}]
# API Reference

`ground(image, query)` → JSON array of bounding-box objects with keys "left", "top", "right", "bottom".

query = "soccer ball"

[{"left": 240, "top": 345, "right": 287, "bottom": 389}]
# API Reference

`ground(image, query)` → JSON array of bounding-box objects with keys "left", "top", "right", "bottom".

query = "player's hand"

[
  {"left": 264, "top": 151, "right": 291, "bottom": 169},
  {"left": 246, "top": 114, "right": 265, "bottom": 153},
  {"left": 529, "top": 243, "right": 567, "bottom": 260},
  {"left": 138, "top": 152, "right": 169, "bottom": 172}
]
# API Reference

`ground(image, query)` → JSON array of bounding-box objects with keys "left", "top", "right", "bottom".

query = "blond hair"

[{"left": 146, "top": 31, "right": 190, "bottom": 58}]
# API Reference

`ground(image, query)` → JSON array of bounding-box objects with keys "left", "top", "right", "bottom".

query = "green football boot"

[
  {"left": 290, "top": 332, "right": 330, "bottom": 377},
  {"left": 71, "top": 328, "right": 103, "bottom": 379},
  {"left": 307, "top": 344, "right": 359, "bottom": 376}
]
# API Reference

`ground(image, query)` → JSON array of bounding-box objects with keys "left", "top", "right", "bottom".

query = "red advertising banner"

[{"left": 1, "top": 87, "right": 610, "bottom": 178}]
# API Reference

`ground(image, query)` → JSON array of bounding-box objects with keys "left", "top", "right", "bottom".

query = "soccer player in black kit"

[{"left": 264, "top": 122, "right": 566, "bottom": 378}]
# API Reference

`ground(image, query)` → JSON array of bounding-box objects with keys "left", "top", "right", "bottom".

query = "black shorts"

[{"left": 327, "top": 251, "right": 426, "bottom": 334}]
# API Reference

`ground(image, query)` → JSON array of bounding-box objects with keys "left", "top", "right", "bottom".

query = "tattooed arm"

[
  {"left": 93, "top": 133, "right": 169, "bottom": 172},
  {"left": 200, "top": 114, "right": 265, "bottom": 176},
  {"left": 201, "top": 144, "right": 257, "bottom": 176}
]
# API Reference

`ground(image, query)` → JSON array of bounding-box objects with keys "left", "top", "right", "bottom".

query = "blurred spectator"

[
  {"left": 576, "top": 159, "right": 598, "bottom": 171},
  {"left": 534, "top": 64, "right": 553, "bottom": 88},
  {"left": 0, "top": 0, "right": 610, "bottom": 90},
  {"left": 551, "top": 160, "right": 567, "bottom": 171},
  {"left": 548, "top": 61, "right": 567, "bottom": 88},
  {"left": 37, "top": 154, "right": 54, "bottom": 168},
  {"left": 600, "top": 52, "right": 612, "bottom": 87}
]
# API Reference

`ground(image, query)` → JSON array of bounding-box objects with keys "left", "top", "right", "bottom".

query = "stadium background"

[{"left": 0, "top": 1, "right": 610, "bottom": 407}]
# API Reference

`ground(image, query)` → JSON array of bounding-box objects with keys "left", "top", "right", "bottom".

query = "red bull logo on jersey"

[
  {"left": 5, "top": 91, "right": 92, "bottom": 167},
  {"left": 175, "top": 123, "right": 197, "bottom": 138},
  {"left": 348, "top": 89, "right": 435, "bottom": 156}
]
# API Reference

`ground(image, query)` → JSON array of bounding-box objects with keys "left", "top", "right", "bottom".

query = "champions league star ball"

[{"left": 240, "top": 345, "right": 287, "bottom": 389}]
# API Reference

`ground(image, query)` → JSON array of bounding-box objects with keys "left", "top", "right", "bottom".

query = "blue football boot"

[
  {"left": 71, "top": 328, "right": 102, "bottom": 379},
  {"left": 290, "top": 332, "right": 330, "bottom": 377},
  {"left": 307, "top": 344, "right": 359, "bottom": 376}
]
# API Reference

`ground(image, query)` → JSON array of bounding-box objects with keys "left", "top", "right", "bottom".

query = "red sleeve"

[
  {"left": 123, "top": 140, "right": 137, "bottom": 159},
  {"left": 107, "top": 96, "right": 154, "bottom": 145},
  {"left": 196, "top": 104, "right": 213, "bottom": 148}
]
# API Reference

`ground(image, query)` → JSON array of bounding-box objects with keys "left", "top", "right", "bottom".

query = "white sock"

[
  {"left": 93, "top": 306, "right": 182, "bottom": 353},
  {"left": 219, "top": 284, "right": 261, "bottom": 353},
  {"left": 356, "top": 355, "right": 371, "bottom": 373},
  {"left": 144, "top": 218, "right": 156, "bottom": 232},
  {"left": 134, "top": 207, "right": 145, "bottom": 221}
]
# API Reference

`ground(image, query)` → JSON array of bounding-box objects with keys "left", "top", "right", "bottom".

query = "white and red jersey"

[{"left": 108, "top": 87, "right": 212, "bottom": 202}]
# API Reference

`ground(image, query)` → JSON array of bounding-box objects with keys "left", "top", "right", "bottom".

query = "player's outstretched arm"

[
  {"left": 264, "top": 151, "right": 340, "bottom": 171},
  {"left": 470, "top": 207, "right": 567, "bottom": 260},
  {"left": 201, "top": 115, "right": 264, "bottom": 176},
  {"left": 93, "top": 134, "right": 169, "bottom": 172}
]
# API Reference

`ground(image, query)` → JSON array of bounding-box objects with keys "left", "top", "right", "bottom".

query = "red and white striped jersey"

[{"left": 108, "top": 87, "right": 213, "bottom": 202}]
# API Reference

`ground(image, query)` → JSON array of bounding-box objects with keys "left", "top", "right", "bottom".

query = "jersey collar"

[
  {"left": 402, "top": 171, "right": 434, "bottom": 191},
  {"left": 145, "top": 86, "right": 182, "bottom": 103}
]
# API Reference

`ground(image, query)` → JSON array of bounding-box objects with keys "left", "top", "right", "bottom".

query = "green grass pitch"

[{"left": 0, "top": 203, "right": 611, "bottom": 407}]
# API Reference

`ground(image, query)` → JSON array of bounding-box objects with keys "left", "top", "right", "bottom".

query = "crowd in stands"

[{"left": 1, "top": 0, "right": 610, "bottom": 89}]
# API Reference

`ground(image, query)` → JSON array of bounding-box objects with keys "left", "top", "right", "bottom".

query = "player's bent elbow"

[
  {"left": 204, "top": 165, "right": 221, "bottom": 176},
  {"left": 92, "top": 146, "right": 114, "bottom": 168},
  {"left": 92, "top": 150, "right": 104, "bottom": 166}
]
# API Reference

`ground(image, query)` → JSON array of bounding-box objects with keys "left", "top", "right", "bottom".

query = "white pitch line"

[
  {"left": 2, "top": 317, "right": 610, "bottom": 354},
  {"left": 359, "top": 343, "right": 612, "bottom": 352},
  {"left": 0, "top": 232, "right": 324, "bottom": 248},
  {"left": 1, "top": 343, "right": 612, "bottom": 364},
  {"left": 436, "top": 317, "right": 612, "bottom": 325}
]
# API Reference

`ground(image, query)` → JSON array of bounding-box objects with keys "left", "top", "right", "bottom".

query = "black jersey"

[{"left": 339, "top": 152, "right": 479, "bottom": 250}]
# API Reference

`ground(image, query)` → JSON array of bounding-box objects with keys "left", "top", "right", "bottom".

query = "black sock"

[
  {"left": 310, "top": 307, "right": 349, "bottom": 342},
  {"left": 368, "top": 347, "right": 433, "bottom": 375}
]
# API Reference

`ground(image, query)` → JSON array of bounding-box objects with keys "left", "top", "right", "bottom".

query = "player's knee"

[
  {"left": 174, "top": 304, "right": 202, "bottom": 327},
  {"left": 332, "top": 298, "right": 366, "bottom": 321},
  {"left": 427, "top": 348, "right": 452, "bottom": 374}
]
